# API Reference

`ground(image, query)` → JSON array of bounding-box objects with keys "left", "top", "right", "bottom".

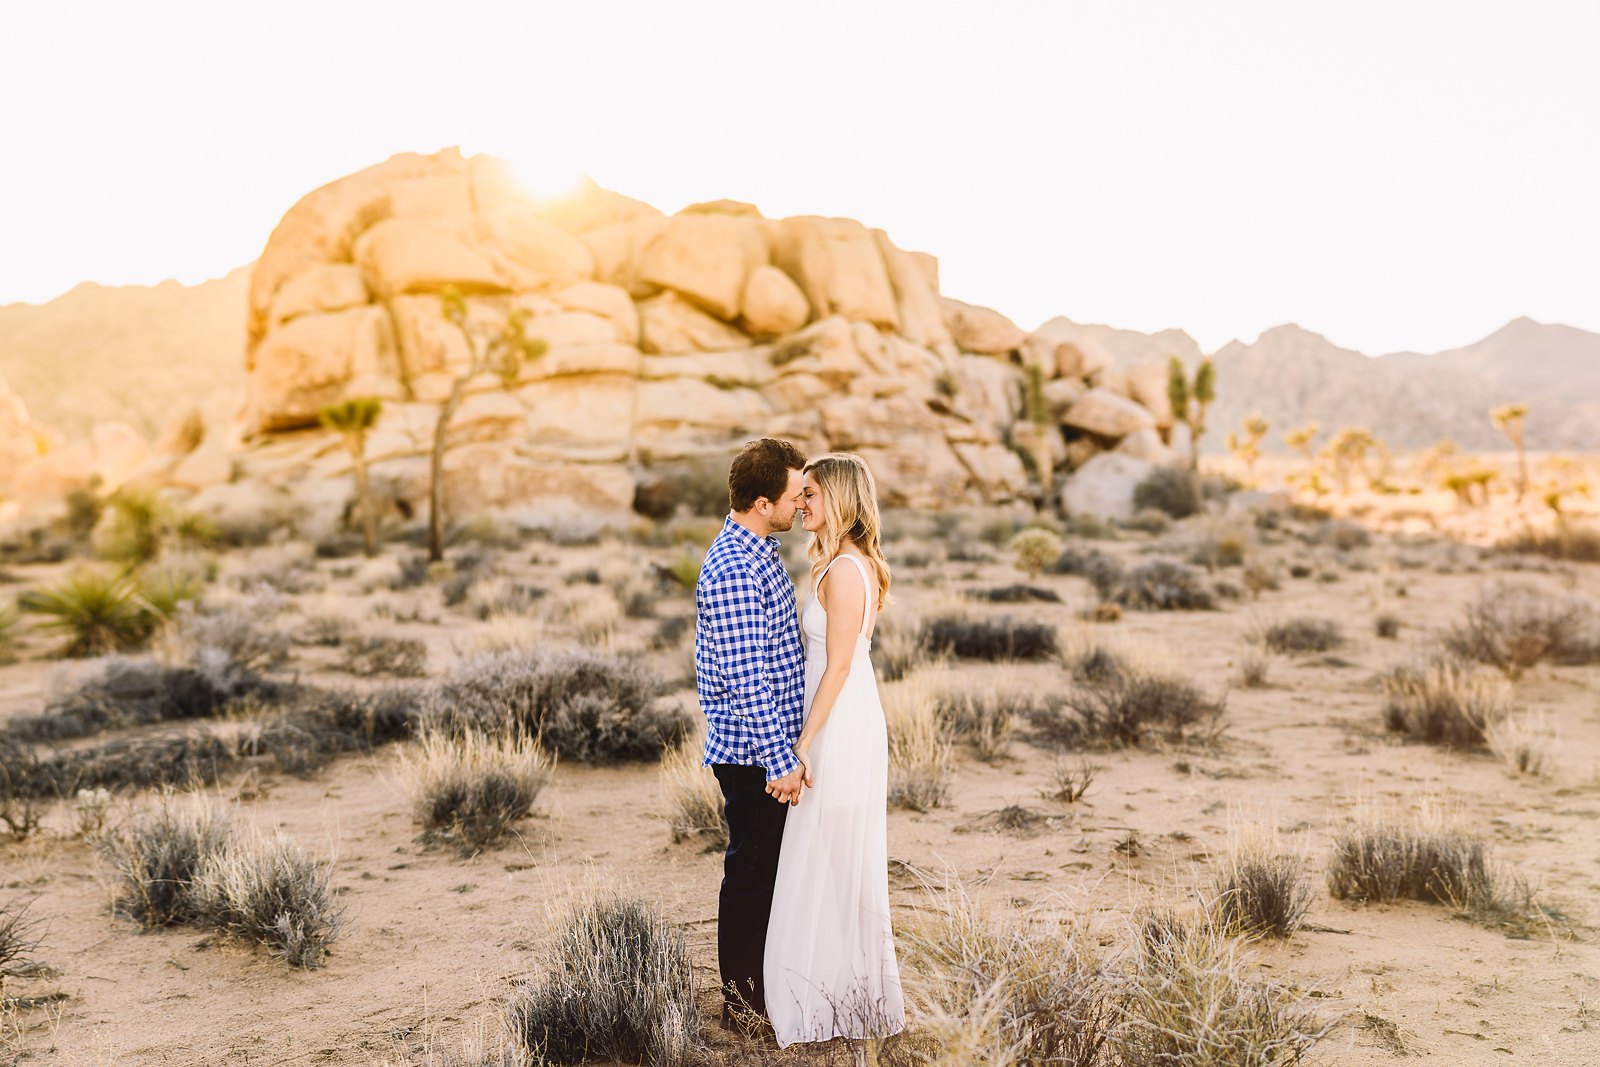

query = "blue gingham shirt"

[{"left": 695, "top": 516, "right": 805, "bottom": 780}]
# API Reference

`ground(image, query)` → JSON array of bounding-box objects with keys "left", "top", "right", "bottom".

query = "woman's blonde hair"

[{"left": 804, "top": 452, "right": 891, "bottom": 611}]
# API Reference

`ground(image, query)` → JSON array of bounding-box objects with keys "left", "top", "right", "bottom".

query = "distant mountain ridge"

[
  {"left": 0, "top": 268, "right": 250, "bottom": 439},
  {"left": 0, "top": 264, "right": 1592, "bottom": 454}
]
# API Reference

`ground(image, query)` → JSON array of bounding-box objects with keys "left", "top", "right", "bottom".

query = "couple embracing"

[{"left": 694, "top": 438, "right": 905, "bottom": 1051}]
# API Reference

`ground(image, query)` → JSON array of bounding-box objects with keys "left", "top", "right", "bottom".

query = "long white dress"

[{"left": 764, "top": 553, "right": 905, "bottom": 1047}]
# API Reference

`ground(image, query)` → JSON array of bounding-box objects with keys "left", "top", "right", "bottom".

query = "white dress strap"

[{"left": 818, "top": 553, "right": 873, "bottom": 637}]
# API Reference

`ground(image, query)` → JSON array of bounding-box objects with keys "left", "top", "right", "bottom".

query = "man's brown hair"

[{"left": 728, "top": 438, "right": 808, "bottom": 513}]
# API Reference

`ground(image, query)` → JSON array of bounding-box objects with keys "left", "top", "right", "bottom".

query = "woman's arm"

[{"left": 793, "top": 559, "right": 868, "bottom": 784}]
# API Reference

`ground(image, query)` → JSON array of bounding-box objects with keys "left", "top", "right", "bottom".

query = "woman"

[{"left": 764, "top": 452, "right": 905, "bottom": 1053}]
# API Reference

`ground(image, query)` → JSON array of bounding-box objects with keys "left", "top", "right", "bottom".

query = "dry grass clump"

[
  {"left": 1496, "top": 524, "right": 1600, "bottom": 563},
  {"left": 1112, "top": 559, "right": 1216, "bottom": 612},
  {"left": 0, "top": 600, "right": 19, "bottom": 664},
  {"left": 0, "top": 897, "right": 42, "bottom": 980},
  {"left": 402, "top": 728, "right": 553, "bottom": 849},
  {"left": 1034, "top": 657, "right": 1225, "bottom": 749},
  {"left": 883, "top": 674, "right": 955, "bottom": 812},
  {"left": 901, "top": 881, "right": 1117, "bottom": 1066},
  {"left": 428, "top": 649, "right": 684, "bottom": 764},
  {"left": 1046, "top": 756, "right": 1098, "bottom": 803},
  {"left": 931, "top": 674, "right": 1048, "bottom": 761},
  {"left": 1210, "top": 830, "right": 1315, "bottom": 939},
  {"left": 1442, "top": 580, "right": 1599, "bottom": 676},
  {"left": 339, "top": 633, "right": 428, "bottom": 677},
  {"left": 1374, "top": 612, "right": 1402, "bottom": 639},
  {"left": 98, "top": 792, "right": 230, "bottom": 927},
  {"left": 220, "top": 541, "right": 320, "bottom": 595},
  {"left": 1379, "top": 652, "right": 1510, "bottom": 746},
  {"left": 597, "top": 558, "right": 659, "bottom": 618},
  {"left": 1237, "top": 650, "right": 1272, "bottom": 688},
  {"left": 924, "top": 614, "right": 1059, "bottom": 661},
  {"left": 874, "top": 608, "right": 940, "bottom": 682},
  {"left": 1484, "top": 712, "right": 1559, "bottom": 777},
  {"left": 1327, "top": 815, "right": 1560, "bottom": 935},
  {"left": 658, "top": 731, "right": 727, "bottom": 848},
  {"left": 191, "top": 825, "right": 343, "bottom": 967},
  {"left": 1254, "top": 616, "right": 1344, "bottom": 654},
  {"left": 505, "top": 889, "right": 699, "bottom": 1067},
  {"left": 1123, "top": 910, "right": 1327, "bottom": 1064}
]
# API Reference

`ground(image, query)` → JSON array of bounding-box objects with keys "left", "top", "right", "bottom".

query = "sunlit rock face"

[{"left": 239, "top": 148, "right": 1170, "bottom": 516}]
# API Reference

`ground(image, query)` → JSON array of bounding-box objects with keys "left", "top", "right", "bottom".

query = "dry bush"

[
  {"left": 465, "top": 576, "right": 543, "bottom": 619},
  {"left": 505, "top": 890, "right": 699, "bottom": 1067},
  {"left": 1238, "top": 650, "right": 1272, "bottom": 688},
  {"left": 339, "top": 634, "right": 428, "bottom": 677},
  {"left": 1380, "top": 652, "right": 1511, "bottom": 746},
  {"left": 456, "top": 613, "right": 547, "bottom": 658},
  {"left": 1327, "top": 815, "right": 1560, "bottom": 935},
  {"left": 1009, "top": 527, "right": 1066, "bottom": 580},
  {"left": 0, "top": 600, "right": 19, "bottom": 664},
  {"left": 1308, "top": 519, "right": 1371, "bottom": 551},
  {"left": 1242, "top": 560, "right": 1281, "bottom": 595},
  {"left": 882, "top": 674, "right": 955, "bottom": 812},
  {"left": 1496, "top": 525, "right": 1600, "bottom": 563},
  {"left": 658, "top": 731, "right": 727, "bottom": 848},
  {"left": 597, "top": 558, "right": 659, "bottom": 618},
  {"left": 2, "top": 730, "right": 230, "bottom": 801},
  {"left": 1442, "top": 581, "right": 1599, "bottom": 676},
  {"left": 1046, "top": 756, "right": 1098, "bottom": 803},
  {"left": 160, "top": 598, "right": 293, "bottom": 681},
  {"left": 972, "top": 584, "right": 1062, "bottom": 604},
  {"left": 924, "top": 615, "right": 1058, "bottom": 662},
  {"left": 1034, "top": 659, "right": 1225, "bottom": 749},
  {"left": 1049, "top": 546, "right": 1125, "bottom": 601},
  {"left": 1122, "top": 910, "right": 1327, "bottom": 1064},
  {"left": 546, "top": 586, "right": 627, "bottom": 649},
  {"left": 98, "top": 792, "right": 230, "bottom": 927},
  {"left": 1186, "top": 530, "right": 1247, "bottom": 571},
  {"left": 428, "top": 649, "right": 684, "bottom": 764},
  {"left": 0, "top": 897, "right": 42, "bottom": 979},
  {"left": 1113, "top": 560, "right": 1216, "bottom": 612},
  {"left": 192, "top": 825, "right": 343, "bottom": 968},
  {"left": 402, "top": 728, "right": 552, "bottom": 849},
  {"left": 1374, "top": 612, "right": 1402, "bottom": 639},
  {"left": 874, "top": 608, "right": 939, "bottom": 683},
  {"left": 932, "top": 674, "right": 1048, "bottom": 761},
  {"left": 242, "top": 686, "right": 420, "bottom": 774},
  {"left": 1133, "top": 467, "right": 1204, "bottom": 519},
  {"left": 900, "top": 880, "right": 1117, "bottom": 1067},
  {"left": 220, "top": 541, "right": 319, "bottom": 595},
  {"left": 1210, "top": 830, "right": 1314, "bottom": 939},
  {"left": 1255, "top": 616, "right": 1344, "bottom": 654},
  {"left": 1484, "top": 712, "right": 1559, "bottom": 777}
]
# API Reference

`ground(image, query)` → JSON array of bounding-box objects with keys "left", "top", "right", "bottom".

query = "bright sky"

[{"left": 1, "top": 1, "right": 1595, "bottom": 355}]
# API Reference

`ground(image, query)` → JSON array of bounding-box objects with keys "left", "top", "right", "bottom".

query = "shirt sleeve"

[{"left": 700, "top": 564, "right": 775, "bottom": 718}]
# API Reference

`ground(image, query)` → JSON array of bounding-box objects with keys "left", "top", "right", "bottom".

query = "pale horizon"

[{"left": 2, "top": 0, "right": 1595, "bottom": 356}]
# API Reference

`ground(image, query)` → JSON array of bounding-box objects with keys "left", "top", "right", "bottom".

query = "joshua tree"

[
  {"left": 1022, "top": 363, "right": 1056, "bottom": 505},
  {"left": 431, "top": 287, "right": 548, "bottom": 562},
  {"left": 1225, "top": 413, "right": 1271, "bottom": 483},
  {"left": 1320, "top": 426, "right": 1381, "bottom": 494},
  {"left": 317, "top": 397, "right": 384, "bottom": 557},
  {"left": 1167, "top": 356, "right": 1215, "bottom": 469},
  {"left": 1490, "top": 403, "right": 1529, "bottom": 503}
]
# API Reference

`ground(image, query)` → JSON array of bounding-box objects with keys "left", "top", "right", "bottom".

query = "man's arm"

[{"left": 701, "top": 564, "right": 799, "bottom": 782}]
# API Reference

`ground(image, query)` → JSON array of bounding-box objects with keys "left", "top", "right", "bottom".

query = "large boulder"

[
  {"left": 771, "top": 217, "right": 900, "bottom": 330},
  {"left": 1061, "top": 388, "right": 1157, "bottom": 438},
  {"left": 1060, "top": 452, "right": 1156, "bottom": 522},
  {"left": 941, "top": 297, "right": 1025, "bottom": 355},
  {"left": 1024, "top": 317, "right": 1115, "bottom": 379},
  {"left": 740, "top": 265, "right": 811, "bottom": 338},
  {"left": 638, "top": 213, "right": 768, "bottom": 321}
]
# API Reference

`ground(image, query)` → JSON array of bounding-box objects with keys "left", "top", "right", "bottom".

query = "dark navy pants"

[{"left": 712, "top": 763, "right": 788, "bottom": 1018}]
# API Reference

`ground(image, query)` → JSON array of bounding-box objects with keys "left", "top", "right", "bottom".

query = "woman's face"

[{"left": 800, "top": 473, "right": 826, "bottom": 534}]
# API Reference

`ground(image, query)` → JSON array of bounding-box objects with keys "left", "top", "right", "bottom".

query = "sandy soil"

[{"left": 0, "top": 514, "right": 1596, "bottom": 1066}]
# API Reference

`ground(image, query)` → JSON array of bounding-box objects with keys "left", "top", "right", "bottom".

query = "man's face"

[{"left": 765, "top": 468, "right": 807, "bottom": 532}]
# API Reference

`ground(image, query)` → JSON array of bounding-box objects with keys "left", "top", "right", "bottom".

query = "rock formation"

[{"left": 234, "top": 148, "right": 1181, "bottom": 519}]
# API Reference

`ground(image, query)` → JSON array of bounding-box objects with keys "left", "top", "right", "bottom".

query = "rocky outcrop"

[{"left": 237, "top": 148, "right": 1066, "bottom": 513}]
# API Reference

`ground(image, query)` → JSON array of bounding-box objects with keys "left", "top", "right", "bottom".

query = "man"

[{"left": 694, "top": 437, "right": 810, "bottom": 1030}]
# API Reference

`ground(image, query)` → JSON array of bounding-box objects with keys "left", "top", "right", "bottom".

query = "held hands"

[{"left": 765, "top": 744, "right": 813, "bottom": 805}]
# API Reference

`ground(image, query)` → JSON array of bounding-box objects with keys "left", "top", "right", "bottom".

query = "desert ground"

[{"left": 0, "top": 475, "right": 1596, "bottom": 1067}]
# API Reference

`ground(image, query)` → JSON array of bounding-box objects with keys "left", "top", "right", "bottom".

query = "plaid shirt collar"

[{"left": 720, "top": 515, "right": 782, "bottom": 562}]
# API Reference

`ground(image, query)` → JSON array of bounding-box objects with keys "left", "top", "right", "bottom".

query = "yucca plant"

[
  {"left": 1168, "top": 355, "right": 1216, "bottom": 468},
  {"left": 136, "top": 561, "right": 206, "bottom": 621},
  {"left": 318, "top": 396, "right": 384, "bottom": 558},
  {"left": 0, "top": 600, "right": 20, "bottom": 663},
  {"left": 20, "top": 568, "right": 153, "bottom": 657}
]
